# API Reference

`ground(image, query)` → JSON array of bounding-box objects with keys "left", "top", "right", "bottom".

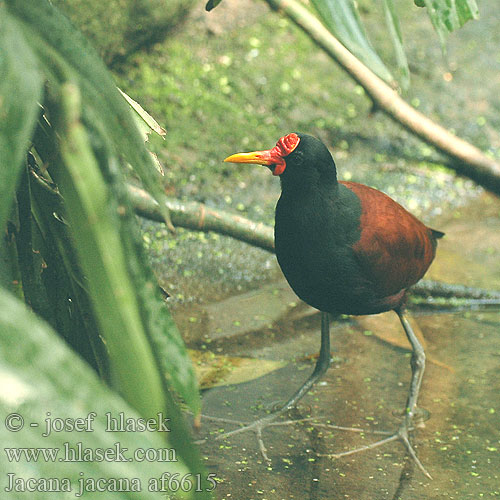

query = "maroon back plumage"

[{"left": 342, "top": 181, "right": 443, "bottom": 297}]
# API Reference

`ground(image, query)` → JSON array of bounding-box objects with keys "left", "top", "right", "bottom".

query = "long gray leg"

[
  {"left": 277, "top": 311, "right": 331, "bottom": 414},
  {"left": 323, "top": 307, "right": 431, "bottom": 479},
  {"left": 214, "top": 312, "right": 331, "bottom": 447},
  {"left": 394, "top": 306, "right": 430, "bottom": 478},
  {"left": 395, "top": 307, "right": 426, "bottom": 425}
]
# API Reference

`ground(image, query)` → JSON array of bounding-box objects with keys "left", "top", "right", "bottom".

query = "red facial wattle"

[
  {"left": 224, "top": 133, "right": 301, "bottom": 176},
  {"left": 269, "top": 133, "right": 300, "bottom": 175}
]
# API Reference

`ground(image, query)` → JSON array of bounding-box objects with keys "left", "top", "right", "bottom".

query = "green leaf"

[
  {"left": 0, "top": 6, "right": 42, "bottom": 231},
  {"left": 119, "top": 88, "right": 166, "bottom": 176},
  {"left": 4, "top": 0, "right": 171, "bottom": 227},
  {"left": 419, "top": 0, "right": 479, "bottom": 49},
  {"left": 310, "top": 0, "right": 394, "bottom": 84},
  {"left": 55, "top": 83, "right": 167, "bottom": 420},
  {"left": 53, "top": 84, "right": 206, "bottom": 487},
  {"left": 119, "top": 88, "right": 166, "bottom": 142},
  {"left": 0, "top": 288, "right": 195, "bottom": 499},
  {"left": 382, "top": 0, "right": 410, "bottom": 90}
]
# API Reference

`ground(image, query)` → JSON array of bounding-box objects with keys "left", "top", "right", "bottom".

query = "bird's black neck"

[{"left": 279, "top": 165, "right": 338, "bottom": 195}]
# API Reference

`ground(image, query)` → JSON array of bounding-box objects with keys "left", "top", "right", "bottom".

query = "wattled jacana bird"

[{"left": 223, "top": 133, "right": 443, "bottom": 476}]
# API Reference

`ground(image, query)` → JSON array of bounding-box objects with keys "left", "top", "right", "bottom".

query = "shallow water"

[
  {"left": 198, "top": 309, "right": 500, "bottom": 499},
  {"left": 183, "top": 194, "right": 500, "bottom": 499}
]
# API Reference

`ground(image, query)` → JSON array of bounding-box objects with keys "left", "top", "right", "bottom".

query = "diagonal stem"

[{"left": 264, "top": 0, "right": 500, "bottom": 195}]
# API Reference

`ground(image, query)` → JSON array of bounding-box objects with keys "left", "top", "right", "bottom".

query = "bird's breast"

[{"left": 274, "top": 186, "right": 373, "bottom": 313}]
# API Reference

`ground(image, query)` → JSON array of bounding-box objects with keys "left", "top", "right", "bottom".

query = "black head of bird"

[{"left": 225, "top": 133, "right": 337, "bottom": 186}]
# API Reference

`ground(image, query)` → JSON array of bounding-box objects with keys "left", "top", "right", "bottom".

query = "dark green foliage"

[
  {"left": 206, "top": 0, "right": 223, "bottom": 12},
  {"left": 0, "top": 289, "right": 194, "bottom": 499},
  {"left": 1, "top": 1, "right": 208, "bottom": 496}
]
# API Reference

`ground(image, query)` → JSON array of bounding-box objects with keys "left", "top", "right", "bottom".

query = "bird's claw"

[
  {"left": 200, "top": 413, "right": 317, "bottom": 462},
  {"left": 200, "top": 413, "right": 431, "bottom": 478},
  {"left": 315, "top": 418, "right": 432, "bottom": 480}
]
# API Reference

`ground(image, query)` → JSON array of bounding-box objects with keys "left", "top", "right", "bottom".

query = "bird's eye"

[{"left": 291, "top": 149, "right": 304, "bottom": 164}]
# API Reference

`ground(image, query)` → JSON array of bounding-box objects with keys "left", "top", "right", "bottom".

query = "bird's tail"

[{"left": 430, "top": 228, "right": 445, "bottom": 239}]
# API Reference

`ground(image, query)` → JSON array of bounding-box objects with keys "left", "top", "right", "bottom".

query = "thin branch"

[
  {"left": 411, "top": 279, "right": 500, "bottom": 299},
  {"left": 264, "top": 0, "right": 500, "bottom": 196},
  {"left": 128, "top": 184, "right": 274, "bottom": 251}
]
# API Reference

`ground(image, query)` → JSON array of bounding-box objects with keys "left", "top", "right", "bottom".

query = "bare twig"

[
  {"left": 128, "top": 184, "right": 274, "bottom": 251},
  {"left": 264, "top": 0, "right": 500, "bottom": 196},
  {"left": 412, "top": 279, "right": 500, "bottom": 299}
]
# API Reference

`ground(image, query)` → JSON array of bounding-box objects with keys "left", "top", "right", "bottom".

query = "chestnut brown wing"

[{"left": 341, "top": 181, "right": 440, "bottom": 297}]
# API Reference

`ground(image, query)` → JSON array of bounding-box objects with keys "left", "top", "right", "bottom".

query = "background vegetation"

[{"left": 1, "top": 0, "right": 208, "bottom": 496}]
